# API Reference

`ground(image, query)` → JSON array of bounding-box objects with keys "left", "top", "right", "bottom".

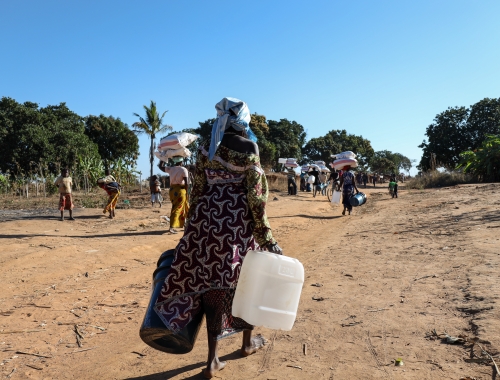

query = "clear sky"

[{"left": 2, "top": 1, "right": 499, "bottom": 176}]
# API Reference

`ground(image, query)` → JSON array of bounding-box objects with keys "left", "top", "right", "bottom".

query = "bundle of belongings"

[
  {"left": 97, "top": 175, "right": 120, "bottom": 191},
  {"left": 154, "top": 132, "right": 198, "bottom": 162},
  {"left": 331, "top": 151, "right": 358, "bottom": 170},
  {"left": 285, "top": 158, "right": 298, "bottom": 168},
  {"left": 314, "top": 161, "right": 330, "bottom": 173}
]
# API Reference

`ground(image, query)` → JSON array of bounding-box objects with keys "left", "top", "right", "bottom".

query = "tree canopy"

[
  {"left": 0, "top": 97, "right": 99, "bottom": 177},
  {"left": 302, "top": 129, "right": 374, "bottom": 168},
  {"left": 132, "top": 101, "right": 171, "bottom": 178},
  {"left": 85, "top": 114, "right": 139, "bottom": 170},
  {"left": 419, "top": 98, "right": 500, "bottom": 171},
  {"left": 457, "top": 134, "right": 500, "bottom": 182},
  {"left": 368, "top": 150, "right": 412, "bottom": 174},
  {"left": 0, "top": 97, "right": 139, "bottom": 179}
]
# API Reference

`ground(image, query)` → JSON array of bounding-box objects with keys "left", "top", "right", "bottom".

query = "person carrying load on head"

[
  {"left": 54, "top": 168, "right": 74, "bottom": 221},
  {"left": 150, "top": 175, "right": 163, "bottom": 208},
  {"left": 339, "top": 164, "right": 359, "bottom": 216},
  {"left": 308, "top": 165, "right": 321, "bottom": 198},
  {"left": 328, "top": 168, "right": 340, "bottom": 191},
  {"left": 285, "top": 158, "right": 298, "bottom": 195},
  {"left": 97, "top": 169, "right": 121, "bottom": 219},
  {"left": 287, "top": 167, "right": 297, "bottom": 195},
  {"left": 154, "top": 97, "right": 282, "bottom": 379},
  {"left": 158, "top": 157, "right": 189, "bottom": 234}
]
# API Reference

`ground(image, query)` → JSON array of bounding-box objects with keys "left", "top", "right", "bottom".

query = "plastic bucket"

[
  {"left": 349, "top": 192, "right": 367, "bottom": 207},
  {"left": 139, "top": 249, "right": 204, "bottom": 354}
]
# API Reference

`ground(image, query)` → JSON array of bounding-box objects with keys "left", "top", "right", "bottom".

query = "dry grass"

[
  {"left": 0, "top": 186, "right": 153, "bottom": 210},
  {"left": 406, "top": 171, "right": 472, "bottom": 189},
  {"left": 266, "top": 173, "right": 290, "bottom": 192}
]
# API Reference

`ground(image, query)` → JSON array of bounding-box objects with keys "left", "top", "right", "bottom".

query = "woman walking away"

[
  {"left": 150, "top": 175, "right": 163, "bottom": 208},
  {"left": 154, "top": 97, "right": 282, "bottom": 379},
  {"left": 98, "top": 169, "right": 120, "bottom": 219},
  {"left": 159, "top": 158, "right": 189, "bottom": 233},
  {"left": 340, "top": 165, "right": 359, "bottom": 216},
  {"left": 287, "top": 166, "right": 297, "bottom": 195},
  {"left": 309, "top": 166, "right": 321, "bottom": 197},
  {"left": 54, "top": 168, "right": 74, "bottom": 221}
]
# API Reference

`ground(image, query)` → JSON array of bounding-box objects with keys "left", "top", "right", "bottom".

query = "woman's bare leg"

[{"left": 203, "top": 334, "right": 226, "bottom": 379}]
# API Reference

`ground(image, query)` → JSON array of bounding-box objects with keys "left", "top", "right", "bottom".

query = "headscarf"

[
  {"left": 208, "top": 97, "right": 257, "bottom": 161},
  {"left": 171, "top": 156, "right": 184, "bottom": 163}
]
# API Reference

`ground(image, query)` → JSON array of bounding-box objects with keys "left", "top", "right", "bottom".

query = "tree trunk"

[{"left": 149, "top": 137, "right": 154, "bottom": 179}]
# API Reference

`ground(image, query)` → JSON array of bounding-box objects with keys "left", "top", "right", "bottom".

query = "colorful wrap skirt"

[
  {"left": 59, "top": 193, "right": 73, "bottom": 211},
  {"left": 169, "top": 185, "right": 189, "bottom": 228},
  {"left": 103, "top": 190, "right": 120, "bottom": 213}
]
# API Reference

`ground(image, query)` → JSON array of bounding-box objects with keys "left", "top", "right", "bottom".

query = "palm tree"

[{"left": 132, "top": 101, "right": 172, "bottom": 178}]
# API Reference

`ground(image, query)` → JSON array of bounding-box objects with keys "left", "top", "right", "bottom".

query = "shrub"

[{"left": 406, "top": 171, "right": 472, "bottom": 189}]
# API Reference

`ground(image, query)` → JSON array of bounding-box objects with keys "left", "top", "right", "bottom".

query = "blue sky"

[{"left": 1, "top": 1, "right": 499, "bottom": 176}]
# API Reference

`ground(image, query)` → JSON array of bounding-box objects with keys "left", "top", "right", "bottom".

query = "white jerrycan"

[{"left": 232, "top": 250, "right": 304, "bottom": 331}]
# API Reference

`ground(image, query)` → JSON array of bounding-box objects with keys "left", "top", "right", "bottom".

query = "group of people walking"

[{"left": 54, "top": 168, "right": 121, "bottom": 221}]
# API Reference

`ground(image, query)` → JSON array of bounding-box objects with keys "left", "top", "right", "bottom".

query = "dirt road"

[{"left": 1, "top": 184, "right": 500, "bottom": 379}]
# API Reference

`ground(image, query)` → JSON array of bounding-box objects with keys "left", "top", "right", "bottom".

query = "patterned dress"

[
  {"left": 154, "top": 145, "right": 276, "bottom": 340},
  {"left": 342, "top": 171, "right": 355, "bottom": 211}
]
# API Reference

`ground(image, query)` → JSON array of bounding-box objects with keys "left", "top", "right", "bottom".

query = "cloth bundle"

[
  {"left": 97, "top": 175, "right": 116, "bottom": 185},
  {"left": 158, "top": 133, "right": 198, "bottom": 151},
  {"left": 332, "top": 151, "right": 358, "bottom": 170},
  {"left": 285, "top": 158, "right": 298, "bottom": 168},
  {"left": 155, "top": 133, "right": 198, "bottom": 163}
]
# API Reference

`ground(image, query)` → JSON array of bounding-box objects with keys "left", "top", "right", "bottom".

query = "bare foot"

[
  {"left": 202, "top": 359, "right": 226, "bottom": 379},
  {"left": 241, "top": 334, "right": 267, "bottom": 357}
]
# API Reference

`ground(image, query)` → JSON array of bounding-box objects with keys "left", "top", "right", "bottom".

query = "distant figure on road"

[
  {"left": 54, "top": 168, "right": 74, "bottom": 221},
  {"left": 362, "top": 172, "right": 368, "bottom": 188},
  {"left": 372, "top": 173, "right": 377, "bottom": 187},
  {"left": 150, "top": 175, "right": 162, "bottom": 208},
  {"left": 98, "top": 169, "right": 121, "bottom": 219},
  {"left": 159, "top": 157, "right": 189, "bottom": 234},
  {"left": 389, "top": 180, "right": 398, "bottom": 198},
  {"left": 340, "top": 165, "right": 360, "bottom": 216},
  {"left": 287, "top": 167, "right": 297, "bottom": 195}
]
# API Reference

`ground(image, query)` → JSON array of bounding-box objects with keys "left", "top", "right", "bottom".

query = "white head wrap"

[{"left": 208, "top": 97, "right": 256, "bottom": 161}]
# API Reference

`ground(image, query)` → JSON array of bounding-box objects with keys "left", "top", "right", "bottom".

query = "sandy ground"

[{"left": 1, "top": 183, "right": 500, "bottom": 380}]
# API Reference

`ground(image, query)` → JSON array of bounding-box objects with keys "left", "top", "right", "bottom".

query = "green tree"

[
  {"left": 303, "top": 129, "right": 374, "bottom": 168},
  {"left": 368, "top": 150, "right": 412, "bottom": 174},
  {"left": 84, "top": 115, "right": 139, "bottom": 170},
  {"left": 419, "top": 98, "right": 500, "bottom": 171},
  {"left": 133, "top": 101, "right": 172, "bottom": 178},
  {"left": 0, "top": 97, "right": 99, "bottom": 177},
  {"left": 457, "top": 134, "right": 500, "bottom": 182},
  {"left": 267, "top": 119, "right": 306, "bottom": 169}
]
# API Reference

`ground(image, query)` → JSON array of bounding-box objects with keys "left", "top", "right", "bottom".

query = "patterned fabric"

[
  {"left": 342, "top": 171, "right": 355, "bottom": 211},
  {"left": 154, "top": 144, "right": 275, "bottom": 338},
  {"left": 103, "top": 190, "right": 120, "bottom": 213},
  {"left": 59, "top": 193, "right": 73, "bottom": 211},
  {"left": 287, "top": 167, "right": 296, "bottom": 179},
  {"left": 169, "top": 185, "right": 189, "bottom": 228}
]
